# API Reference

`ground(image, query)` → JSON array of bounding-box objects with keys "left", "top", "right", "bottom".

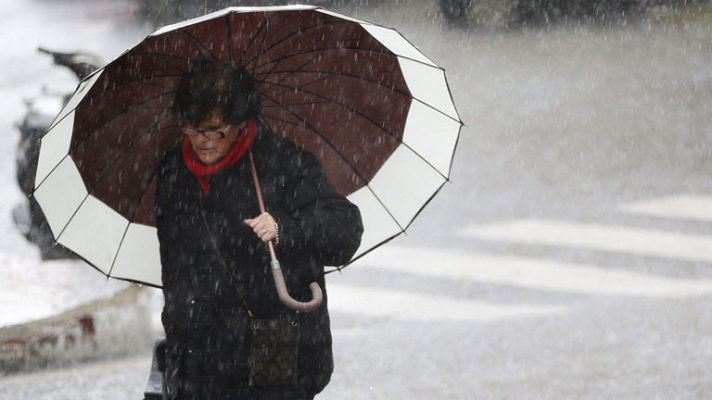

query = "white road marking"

[
  {"left": 462, "top": 219, "right": 712, "bottom": 264},
  {"left": 354, "top": 246, "right": 712, "bottom": 298},
  {"left": 328, "top": 284, "right": 565, "bottom": 321},
  {"left": 622, "top": 194, "right": 712, "bottom": 222}
]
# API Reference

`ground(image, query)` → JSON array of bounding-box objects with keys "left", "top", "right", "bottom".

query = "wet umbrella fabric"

[{"left": 32, "top": 5, "right": 462, "bottom": 287}]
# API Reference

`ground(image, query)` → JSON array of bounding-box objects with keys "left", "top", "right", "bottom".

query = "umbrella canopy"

[{"left": 33, "top": 5, "right": 462, "bottom": 287}]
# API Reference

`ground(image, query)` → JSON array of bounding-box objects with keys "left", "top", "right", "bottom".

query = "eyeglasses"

[{"left": 180, "top": 125, "right": 231, "bottom": 140}]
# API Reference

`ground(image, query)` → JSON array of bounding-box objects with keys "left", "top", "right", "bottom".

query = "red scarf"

[{"left": 182, "top": 119, "right": 257, "bottom": 195}]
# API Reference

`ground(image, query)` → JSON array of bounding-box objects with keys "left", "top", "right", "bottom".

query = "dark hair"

[{"left": 172, "top": 59, "right": 260, "bottom": 126}]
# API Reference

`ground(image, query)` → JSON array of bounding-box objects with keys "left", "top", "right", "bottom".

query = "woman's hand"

[{"left": 244, "top": 212, "right": 279, "bottom": 243}]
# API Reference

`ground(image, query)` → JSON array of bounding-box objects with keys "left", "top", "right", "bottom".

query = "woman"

[{"left": 155, "top": 59, "right": 363, "bottom": 399}]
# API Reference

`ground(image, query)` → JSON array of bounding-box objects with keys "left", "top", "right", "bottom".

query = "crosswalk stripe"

[
  {"left": 353, "top": 246, "right": 712, "bottom": 298},
  {"left": 462, "top": 219, "right": 712, "bottom": 264},
  {"left": 622, "top": 194, "right": 712, "bottom": 222},
  {"left": 327, "top": 283, "right": 565, "bottom": 321}
]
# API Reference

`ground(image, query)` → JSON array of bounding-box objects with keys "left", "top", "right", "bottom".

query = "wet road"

[{"left": 2, "top": 1, "right": 712, "bottom": 399}]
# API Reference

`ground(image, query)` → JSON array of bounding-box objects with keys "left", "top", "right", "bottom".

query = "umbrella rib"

[
  {"left": 248, "top": 33, "right": 443, "bottom": 73},
  {"left": 252, "top": 44, "right": 457, "bottom": 125},
  {"left": 324, "top": 172, "right": 447, "bottom": 275},
  {"left": 85, "top": 112, "right": 175, "bottom": 189},
  {"left": 48, "top": 75, "right": 179, "bottom": 136},
  {"left": 64, "top": 241, "right": 116, "bottom": 280},
  {"left": 69, "top": 89, "right": 176, "bottom": 155},
  {"left": 240, "top": 17, "right": 306, "bottom": 69},
  {"left": 256, "top": 75, "right": 400, "bottom": 140},
  {"left": 139, "top": 105, "right": 175, "bottom": 110},
  {"left": 325, "top": 231, "right": 403, "bottom": 274},
  {"left": 446, "top": 118, "right": 464, "bottom": 178},
  {"left": 125, "top": 51, "right": 190, "bottom": 63},
  {"left": 106, "top": 275, "right": 162, "bottom": 289},
  {"left": 440, "top": 64, "right": 464, "bottom": 126},
  {"left": 54, "top": 193, "right": 90, "bottom": 245},
  {"left": 255, "top": 32, "right": 320, "bottom": 88},
  {"left": 251, "top": 40, "right": 326, "bottom": 101},
  {"left": 179, "top": 29, "right": 220, "bottom": 62},
  {"left": 107, "top": 156, "right": 168, "bottom": 279},
  {"left": 140, "top": 80, "right": 179, "bottom": 91},
  {"left": 262, "top": 100, "right": 331, "bottom": 108},
  {"left": 256, "top": 95, "right": 406, "bottom": 234},
  {"left": 271, "top": 73, "right": 331, "bottom": 93},
  {"left": 253, "top": 46, "right": 391, "bottom": 71},
  {"left": 242, "top": 19, "right": 347, "bottom": 70},
  {"left": 256, "top": 97, "right": 375, "bottom": 188},
  {"left": 107, "top": 222, "right": 131, "bottom": 279},
  {"left": 75, "top": 74, "right": 182, "bottom": 117},
  {"left": 327, "top": 171, "right": 454, "bottom": 274},
  {"left": 256, "top": 79, "right": 449, "bottom": 181},
  {"left": 96, "top": 72, "right": 183, "bottom": 94},
  {"left": 226, "top": 13, "right": 236, "bottom": 65},
  {"left": 257, "top": 55, "right": 319, "bottom": 94},
  {"left": 260, "top": 69, "right": 460, "bottom": 124},
  {"left": 238, "top": 12, "right": 278, "bottom": 70},
  {"left": 46, "top": 115, "right": 176, "bottom": 279},
  {"left": 246, "top": 17, "right": 278, "bottom": 76},
  {"left": 237, "top": 12, "right": 273, "bottom": 67},
  {"left": 259, "top": 74, "right": 332, "bottom": 107},
  {"left": 34, "top": 89, "right": 175, "bottom": 192},
  {"left": 255, "top": 114, "right": 399, "bottom": 232},
  {"left": 135, "top": 28, "right": 440, "bottom": 79},
  {"left": 123, "top": 130, "right": 178, "bottom": 244},
  {"left": 126, "top": 167, "right": 161, "bottom": 225},
  {"left": 256, "top": 79, "right": 399, "bottom": 138},
  {"left": 34, "top": 152, "right": 71, "bottom": 193},
  {"left": 119, "top": 52, "right": 189, "bottom": 74},
  {"left": 256, "top": 69, "right": 411, "bottom": 98},
  {"left": 108, "top": 126, "right": 175, "bottom": 281}
]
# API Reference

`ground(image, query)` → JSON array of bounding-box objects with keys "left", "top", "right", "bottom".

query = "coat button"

[
  {"left": 190, "top": 299, "right": 196, "bottom": 304},
  {"left": 188, "top": 349, "right": 192, "bottom": 354}
]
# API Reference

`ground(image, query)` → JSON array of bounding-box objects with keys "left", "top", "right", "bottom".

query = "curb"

[{"left": 0, "top": 285, "right": 155, "bottom": 376}]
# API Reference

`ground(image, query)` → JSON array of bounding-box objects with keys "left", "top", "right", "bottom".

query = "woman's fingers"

[{"left": 244, "top": 212, "right": 277, "bottom": 242}]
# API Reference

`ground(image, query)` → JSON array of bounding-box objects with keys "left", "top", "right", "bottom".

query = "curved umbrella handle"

[
  {"left": 269, "top": 250, "right": 324, "bottom": 313},
  {"left": 249, "top": 151, "right": 324, "bottom": 313}
]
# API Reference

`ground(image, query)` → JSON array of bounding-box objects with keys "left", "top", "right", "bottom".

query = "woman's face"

[{"left": 184, "top": 110, "right": 246, "bottom": 164}]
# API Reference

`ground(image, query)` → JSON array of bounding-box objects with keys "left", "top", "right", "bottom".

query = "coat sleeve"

[{"left": 269, "top": 149, "right": 363, "bottom": 269}]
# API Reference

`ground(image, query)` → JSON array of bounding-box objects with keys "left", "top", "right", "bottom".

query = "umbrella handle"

[
  {"left": 250, "top": 151, "right": 324, "bottom": 313},
  {"left": 270, "top": 257, "right": 324, "bottom": 313}
]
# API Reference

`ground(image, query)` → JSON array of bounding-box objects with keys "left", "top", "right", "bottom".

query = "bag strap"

[{"left": 198, "top": 199, "right": 254, "bottom": 319}]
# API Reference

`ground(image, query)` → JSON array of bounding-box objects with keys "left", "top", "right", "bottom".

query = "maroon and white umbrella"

[{"left": 33, "top": 5, "right": 462, "bottom": 288}]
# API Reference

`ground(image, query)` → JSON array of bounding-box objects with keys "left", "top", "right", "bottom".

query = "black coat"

[{"left": 155, "top": 126, "right": 363, "bottom": 398}]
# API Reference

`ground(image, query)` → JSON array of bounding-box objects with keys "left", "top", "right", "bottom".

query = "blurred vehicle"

[
  {"left": 137, "top": 0, "right": 336, "bottom": 26},
  {"left": 13, "top": 47, "right": 101, "bottom": 259},
  {"left": 440, "top": 0, "right": 658, "bottom": 26}
]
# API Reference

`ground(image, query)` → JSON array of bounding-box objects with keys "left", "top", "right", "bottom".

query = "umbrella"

[{"left": 33, "top": 5, "right": 462, "bottom": 301}]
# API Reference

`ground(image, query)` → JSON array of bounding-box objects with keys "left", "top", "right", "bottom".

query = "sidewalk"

[{"left": 0, "top": 253, "right": 158, "bottom": 375}]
